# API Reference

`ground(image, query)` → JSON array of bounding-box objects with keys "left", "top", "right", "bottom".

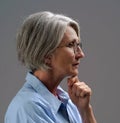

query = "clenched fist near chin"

[{"left": 67, "top": 76, "right": 97, "bottom": 123}]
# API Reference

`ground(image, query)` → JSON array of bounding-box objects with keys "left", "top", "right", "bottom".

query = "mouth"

[{"left": 72, "top": 62, "right": 80, "bottom": 68}]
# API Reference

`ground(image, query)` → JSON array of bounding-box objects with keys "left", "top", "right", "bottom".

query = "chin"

[{"left": 69, "top": 70, "right": 79, "bottom": 77}]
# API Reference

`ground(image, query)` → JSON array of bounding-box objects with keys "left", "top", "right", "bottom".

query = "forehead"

[{"left": 61, "top": 26, "right": 79, "bottom": 44}]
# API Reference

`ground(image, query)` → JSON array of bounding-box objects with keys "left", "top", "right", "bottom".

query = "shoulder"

[
  {"left": 6, "top": 85, "right": 49, "bottom": 112},
  {"left": 5, "top": 90, "right": 50, "bottom": 123}
]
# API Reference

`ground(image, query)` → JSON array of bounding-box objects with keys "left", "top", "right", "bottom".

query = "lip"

[{"left": 72, "top": 62, "right": 80, "bottom": 67}]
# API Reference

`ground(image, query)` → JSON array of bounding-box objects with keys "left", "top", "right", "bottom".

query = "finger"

[
  {"left": 70, "top": 82, "right": 83, "bottom": 96},
  {"left": 79, "top": 86, "right": 92, "bottom": 98},
  {"left": 67, "top": 76, "right": 79, "bottom": 87},
  {"left": 73, "top": 82, "right": 92, "bottom": 98},
  {"left": 76, "top": 84, "right": 82, "bottom": 97},
  {"left": 67, "top": 78, "right": 75, "bottom": 88}
]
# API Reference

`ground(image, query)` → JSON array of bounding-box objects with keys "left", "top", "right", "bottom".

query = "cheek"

[
  {"left": 51, "top": 49, "right": 75, "bottom": 69},
  {"left": 65, "top": 55, "right": 74, "bottom": 64},
  {"left": 61, "top": 52, "right": 75, "bottom": 67}
]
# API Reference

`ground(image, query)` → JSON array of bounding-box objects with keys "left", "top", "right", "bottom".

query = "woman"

[{"left": 5, "top": 11, "right": 97, "bottom": 123}]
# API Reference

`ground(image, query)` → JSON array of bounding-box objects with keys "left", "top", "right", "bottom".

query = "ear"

[{"left": 44, "top": 54, "right": 53, "bottom": 67}]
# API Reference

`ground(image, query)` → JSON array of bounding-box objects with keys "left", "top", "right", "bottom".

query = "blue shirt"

[{"left": 5, "top": 72, "right": 82, "bottom": 123}]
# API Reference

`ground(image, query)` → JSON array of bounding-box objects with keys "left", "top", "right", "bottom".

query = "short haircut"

[{"left": 17, "top": 11, "right": 80, "bottom": 71}]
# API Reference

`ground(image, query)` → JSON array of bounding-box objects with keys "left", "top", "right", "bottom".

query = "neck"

[{"left": 33, "top": 69, "right": 64, "bottom": 95}]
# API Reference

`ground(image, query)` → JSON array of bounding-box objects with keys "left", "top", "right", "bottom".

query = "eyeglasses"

[{"left": 57, "top": 41, "right": 83, "bottom": 54}]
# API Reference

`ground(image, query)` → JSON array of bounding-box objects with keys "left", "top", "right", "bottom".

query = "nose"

[{"left": 75, "top": 47, "right": 85, "bottom": 59}]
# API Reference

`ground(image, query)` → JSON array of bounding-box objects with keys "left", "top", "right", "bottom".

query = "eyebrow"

[
  {"left": 60, "top": 37, "right": 80, "bottom": 46},
  {"left": 68, "top": 39, "right": 80, "bottom": 44}
]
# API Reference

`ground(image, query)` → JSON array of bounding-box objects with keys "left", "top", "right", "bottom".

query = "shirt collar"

[{"left": 25, "top": 72, "right": 69, "bottom": 114}]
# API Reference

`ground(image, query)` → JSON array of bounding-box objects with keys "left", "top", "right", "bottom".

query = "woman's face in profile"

[{"left": 50, "top": 26, "right": 85, "bottom": 77}]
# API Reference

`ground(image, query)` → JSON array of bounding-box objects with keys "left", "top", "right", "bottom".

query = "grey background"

[{"left": 0, "top": 0, "right": 120, "bottom": 123}]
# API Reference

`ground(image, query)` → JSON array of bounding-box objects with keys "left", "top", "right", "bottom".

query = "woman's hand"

[
  {"left": 67, "top": 76, "right": 91, "bottom": 111},
  {"left": 67, "top": 76, "right": 97, "bottom": 123}
]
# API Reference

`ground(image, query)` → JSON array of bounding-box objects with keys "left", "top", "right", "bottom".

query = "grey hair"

[{"left": 17, "top": 11, "right": 80, "bottom": 71}]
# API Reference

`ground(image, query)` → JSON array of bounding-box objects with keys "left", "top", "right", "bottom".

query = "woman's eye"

[{"left": 67, "top": 42, "right": 74, "bottom": 47}]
